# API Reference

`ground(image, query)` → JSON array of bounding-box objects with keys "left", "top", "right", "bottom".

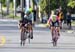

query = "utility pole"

[
  {"left": 13, "top": 0, "right": 16, "bottom": 17},
  {"left": 21, "top": 0, "right": 24, "bottom": 11},
  {"left": 20, "top": 0, "right": 24, "bottom": 20}
]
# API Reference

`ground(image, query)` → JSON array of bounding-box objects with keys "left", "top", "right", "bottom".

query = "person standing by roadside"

[
  {"left": 66, "top": 11, "right": 72, "bottom": 29},
  {"left": 59, "top": 9, "right": 64, "bottom": 29}
]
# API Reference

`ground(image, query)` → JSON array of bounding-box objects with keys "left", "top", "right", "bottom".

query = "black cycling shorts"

[
  {"left": 60, "top": 19, "right": 64, "bottom": 22},
  {"left": 28, "top": 20, "right": 32, "bottom": 25},
  {"left": 50, "top": 21, "right": 59, "bottom": 27}
]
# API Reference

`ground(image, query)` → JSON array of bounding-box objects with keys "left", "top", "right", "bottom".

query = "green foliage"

[
  {"left": 67, "top": 1, "right": 75, "bottom": 8},
  {"left": 0, "top": 0, "right": 12, "bottom": 6},
  {"left": 1, "top": 0, "right": 5, "bottom": 3},
  {"left": 1, "top": 0, "right": 19, "bottom": 7},
  {"left": 40, "top": 0, "right": 74, "bottom": 15},
  {"left": 10, "top": 2, "right": 13, "bottom": 8},
  {"left": 1, "top": 0, "right": 6, "bottom": 6},
  {"left": 40, "top": 0, "right": 47, "bottom": 12},
  {"left": 40, "top": 0, "right": 50, "bottom": 15}
]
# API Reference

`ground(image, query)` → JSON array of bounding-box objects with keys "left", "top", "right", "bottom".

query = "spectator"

[
  {"left": 66, "top": 11, "right": 72, "bottom": 29},
  {"left": 59, "top": 9, "right": 64, "bottom": 29}
]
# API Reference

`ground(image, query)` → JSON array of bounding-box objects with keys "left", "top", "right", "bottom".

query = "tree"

[
  {"left": 67, "top": 0, "right": 75, "bottom": 13},
  {"left": 68, "top": 1, "right": 75, "bottom": 8},
  {"left": 40, "top": 0, "right": 61, "bottom": 17},
  {"left": 40, "top": 0, "right": 70, "bottom": 15},
  {"left": 1, "top": 0, "right": 6, "bottom": 6},
  {"left": 40, "top": 0, "right": 50, "bottom": 17}
]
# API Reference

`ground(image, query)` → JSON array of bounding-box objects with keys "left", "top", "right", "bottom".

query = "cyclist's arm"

[
  {"left": 47, "top": 16, "right": 52, "bottom": 26},
  {"left": 18, "top": 20, "right": 22, "bottom": 29}
]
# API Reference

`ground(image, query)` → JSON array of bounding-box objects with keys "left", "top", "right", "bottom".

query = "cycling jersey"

[
  {"left": 24, "top": 14, "right": 33, "bottom": 25},
  {"left": 48, "top": 15, "right": 60, "bottom": 27},
  {"left": 48, "top": 15, "right": 60, "bottom": 22}
]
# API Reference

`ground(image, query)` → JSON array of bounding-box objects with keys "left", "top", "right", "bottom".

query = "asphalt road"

[{"left": 0, "top": 19, "right": 75, "bottom": 52}]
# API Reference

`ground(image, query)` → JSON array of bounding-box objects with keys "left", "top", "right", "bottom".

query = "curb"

[{"left": 0, "top": 19, "right": 18, "bottom": 22}]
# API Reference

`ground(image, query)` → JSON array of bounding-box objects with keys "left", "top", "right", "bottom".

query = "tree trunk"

[{"left": 6, "top": 0, "right": 10, "bottom": 15}]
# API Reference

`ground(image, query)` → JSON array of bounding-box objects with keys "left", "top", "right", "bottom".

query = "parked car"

[
  {"left": 16, "top": 6, "right": 25, "bottom": 13},
  {"left": 16, "top": 6, "right": 21, "bottom": 13},
  {"left": 71, "top": 14, "right": 75, "bottom": 20},
  {"left": 42, "top": 15, "right": 48, "bottom": 23}
]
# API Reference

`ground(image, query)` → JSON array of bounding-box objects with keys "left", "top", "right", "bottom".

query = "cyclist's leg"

[
  {"left": 50, "top": 22, "right": 55, "bottom": 40},
  {"left": 56, "top": 21, "right": 60, "bottom": 36},
  {"left": 57, "top": 27, "right": 60, "bottom": 36},
  {"left": 28, "top": 20, "right": 33, "bottom": 39},
  {"left": 20, "top": 27, "right": 24, "bottom": 46},
  {"left": 60, "top": 19, "right": 63, "bottom": 29},
  {"left": 51, "top": 27, "right": 55, "bottom": 40},
  {"left": 51, "top": 26, "right": 56, "bottom": 46},
  {"left": 30, "top": 22, "right": 33, "bottom": 39},
  {"left": 56, "top": 27, "right": 60, "bottom": 40}
]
